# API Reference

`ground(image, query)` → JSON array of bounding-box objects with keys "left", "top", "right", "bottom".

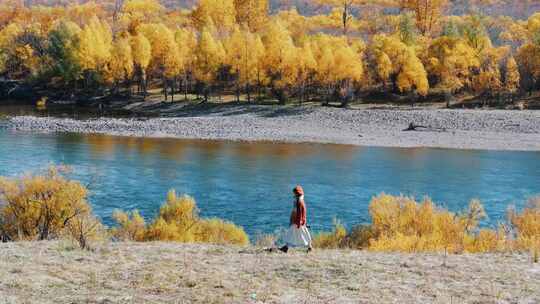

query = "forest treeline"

[{"left": 0, "top": 0, "right": 539, "bottom": 105}]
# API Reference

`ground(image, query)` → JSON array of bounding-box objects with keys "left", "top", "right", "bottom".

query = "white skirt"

[{"left": 283, "top": 225, "right": 312, "bottom": 247}]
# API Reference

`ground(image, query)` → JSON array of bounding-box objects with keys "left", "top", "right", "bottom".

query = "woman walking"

[{"left": 280, "top": 185, "right": 312, "bottom": 253}]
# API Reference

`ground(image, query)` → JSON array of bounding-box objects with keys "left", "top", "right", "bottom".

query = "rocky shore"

[{"left": 6, "top": 105, "right": 540, "bottom": 151}]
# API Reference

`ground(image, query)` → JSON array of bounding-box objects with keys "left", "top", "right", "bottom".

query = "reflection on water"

[{"left": 1, "top": 129, "right": 540, "bottom": 236}]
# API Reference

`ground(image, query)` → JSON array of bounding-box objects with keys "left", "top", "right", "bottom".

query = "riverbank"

[
  {"left": 1, "top": 241, "right": 538, "bottom": 304},
  {"left": 6, "top": 105, "right": 540, "bottom": 151}
]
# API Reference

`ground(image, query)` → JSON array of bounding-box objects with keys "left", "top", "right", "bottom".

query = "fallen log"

[
  {"left": 403, "top": 122, "right": 447, "bottom": 132},
  {"left": 403, "top": 122, "right": 428, "bottom": 131}
]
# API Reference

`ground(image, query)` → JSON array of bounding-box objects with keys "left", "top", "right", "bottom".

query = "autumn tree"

[
  {"left": 130, "top": 32, "right": 151, "bottom": 96},
  {"left": 427, "top": 35, "right": 479, "bottom": 93},
  {"left": 398, "top": 0, "right": 448, "bottom": 35},
  {"left": 311, "top": 34, "right": 364, "bottom": 106},
  {"left": 175, "top": 28, "right": 197, "bottom": 101},
  {"left": 192, "top": 0, "right": 237, "bottom": 33},
  {"left": 233, "top": 0, "right": 268, "bottom": 32},
  {"left": 77, "top": 15, "right": 113, "bottom": 90},
  {"left": 261, "top": 19, "right": 299, "bottom": 104},
  {"left": 120, "top": 0, "right": 164, "bottom": 32},
  {"left": 312, "top": 0, "right": 367, "bottom": 35},
  {"left": 296, "top": 39, "right": 317, "bottom": 103},
  {"left": 371, "top": 34, "right": 429, "bottom": 97},
  {"left": 108, "top": 35, "right": 134, "bottom": 94},
  {"left": 194, "top": 27, "right": 226, "bottom": 102},
  {"left": 516, "top": 13, "right": 540, "bottom": 94},
  {"left": 473, "top": 47, "right": 504, "bottom": 99},
  {"left": 504, "top": 56, "right": 520, "bottom": 94},
  {"left": 139, "top": 23, "right": 184, "bottom": 101},
  {"left": 225, "top": 26, "right": 265, "bottom": 102},
  {"left": 46, "top": 20, "right": 82, "bottom": 95}
]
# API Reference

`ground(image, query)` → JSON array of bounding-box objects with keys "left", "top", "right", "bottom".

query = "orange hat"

[{"left": 293, "top": 185, "right": 304, "bottom": 196}]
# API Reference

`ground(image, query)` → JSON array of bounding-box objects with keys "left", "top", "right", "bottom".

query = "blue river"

[{"left": 1, "top": 128, "right": 539, "bottom": 237}]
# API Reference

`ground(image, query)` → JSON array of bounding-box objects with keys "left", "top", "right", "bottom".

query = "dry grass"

[{"left": 1, "top": 241, "right": 539, "bottom": 304}]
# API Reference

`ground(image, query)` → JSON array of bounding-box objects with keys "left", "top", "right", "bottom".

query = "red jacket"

[{"left": 291, "top": 198, "right": 306, "bottom": 228}]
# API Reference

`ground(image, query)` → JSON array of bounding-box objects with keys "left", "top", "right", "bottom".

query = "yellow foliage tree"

[
  {"left": 311, "top": 34, "right": 364, "bottom": 105},
  {"left": 312, "top": 0, "right": 369, "bottom": 35},
  {"left": 504, "top": 56, "right": 520, "bottom": 94},
  {"left": 192, "top": 0, "right": 237, "bottom": 33},
  {"left": 78, "top": 15, "right": 112, "bottom": 72},
  {"left": 371, "top": 34, "right": 428, "bottom": 96},
  {"left": 130, "top": 32, "right": 152, "bottom": 95},
  {"left": 194, "top": 27, "right": 226, "bottom": 102},
  {"left": 120, "top": 0, "right": 164, "bottom": 32},
  {"left": 139, "top": 23, "right": 183, "bottom": 101},
  {"left": 175, "top": 28, "right": 198, "bottom": 100},
  {"left": 472, "top": 46, "right": 506, "bottom": 98},
  {"left": 108, "top": 36, "right": 134, "bottom": 90},
  {"left": 262, "top": 19, "right": 299, "bottom": 103},
  {"left": 225, "top": 26, "right": 266, "bottom": 102},
  {"left": 427, "top": 36, "right": 480, "bottom": 93},
  {"left": 398, "top": 0, "right": 448, "bottom": 35},
  {"left": 233, "top": 0, "right": 268, "bottom": 32}
]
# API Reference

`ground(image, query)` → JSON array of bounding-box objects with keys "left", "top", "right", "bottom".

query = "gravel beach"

[
  {"left": 6, "top": 105, "right": 540, "bottom": 151},
  {"left": 1, "top": 241, "right": 539, "bottom": 303}
]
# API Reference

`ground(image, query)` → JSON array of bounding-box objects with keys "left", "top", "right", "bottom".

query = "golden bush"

[
  {"left": 313, "top": 221, "right": 347, "bottom": 249},
  {"left": 111, "top": 209, "right": 146, "bottom": 241},
  {"left": 63, "top": 213, "right": 106, "bottom": 250},
  {"left": 114, "top": 190, "right": 249, "bottom": 246},
  {"left": 508, "top": 196, "right": 540, "bottom": 251},
  {"left": 0, "top": 167, "right": 95, "bottom": 242},
  {"left": 315, "top": 194, "right": 539, "bottom": 254}
]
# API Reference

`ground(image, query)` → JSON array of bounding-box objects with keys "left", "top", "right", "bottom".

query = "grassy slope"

[{"left": 1, "top": 242, "right": 539, "bottom": 304}]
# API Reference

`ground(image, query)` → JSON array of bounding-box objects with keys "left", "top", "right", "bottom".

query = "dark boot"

[{"left": 279, "top": 245, "right": 289, "bottom": 253}]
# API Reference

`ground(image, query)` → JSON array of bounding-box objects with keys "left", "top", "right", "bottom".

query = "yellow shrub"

[
  {"left": 117, "top": 190, "right": 249, "bottom": 246},
  {"left": 509, "top": 197, "right": 540, "bottom": 251},
  {"left": 63, "top": 213, "right": 106, "bottom": 250},
  {"left": 464, "top": 228, "right": 506, "bottom": 253},
  {"left": 196, "top": 218, "right": 249, "bottom": 245},
  {"left": 365, "top": 194, "right": 510, "bottom": 253},
  {"left": 0, "top": 167, "right": 96, "bottom": 242},
  {"left": 111, "top": 210, "right": 146, "bottom": 241},
  {"left": 313, "top": 221, "right": 347, "bottom": 249}
]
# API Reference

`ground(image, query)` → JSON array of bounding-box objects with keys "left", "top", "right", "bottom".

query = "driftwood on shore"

[{"left": 403, "top": 122, "right": 447, "bottom": 132}]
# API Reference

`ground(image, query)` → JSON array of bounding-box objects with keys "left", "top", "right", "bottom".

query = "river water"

[{"left": 1, "top": 127, "right": 539, "bottom": 237}]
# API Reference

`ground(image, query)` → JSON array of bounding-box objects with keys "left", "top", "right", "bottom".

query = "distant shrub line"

[{"left": 0, "top": 167, "right": 538, "bottom": 256}]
